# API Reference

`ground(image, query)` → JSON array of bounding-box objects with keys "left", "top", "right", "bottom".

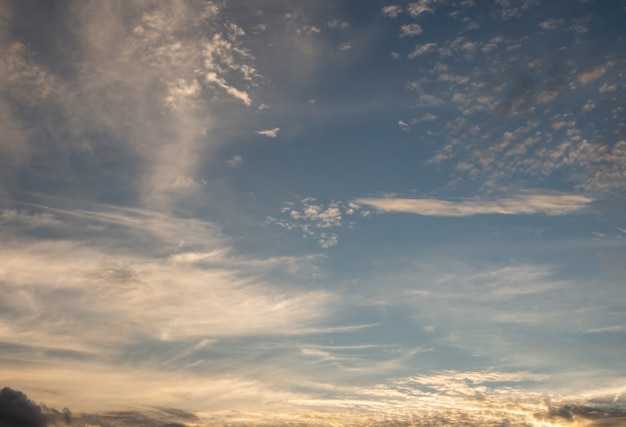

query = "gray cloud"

[
  {"left": 544, "top": 402, "right": 626, "bottom": 427},
  {"left": 0, "top": 387, "right": 47, "bottom": 427}
]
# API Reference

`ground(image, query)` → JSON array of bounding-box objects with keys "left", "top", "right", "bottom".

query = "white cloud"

[
  {"left": 578, "top": 65, "right": 609, "bottom": 85},
  {"left": 537, "top": 90, "right": 560, "bottom": 103},
  {"left": 0, "top": 205, "right": 335, "bottom": 355},
  {"left": 318, "top": 232, "right": 339, "bottom": 248},
  {"left": 599, "top": 83, "right": 618, "bottom": 93},
  {"left": 355, "top": 191, "right": 593, "bottom": 216},
  {"left": 205, "top": 71, "right": 252, "bottom": 105},
  {"left": 327, "top": 18, "right": 350, "bottom": 30},
  {"left": 582, "top": 99, "right": 596, "bottom": 111},
  {"left": 399, "top": 24, "right": 423, "bottom": 37},
  {"left": 267, "top": 199, "right": 366, "bottom": 247},
  {"left": 226, "top": 154, "right": 243, "bottom": 167},
  {"left": 0, "top": 1, "right": 263, "bottom": 210},
  {"left": 300, "top": 25, "right": 321, "bottom": 35},
  {"left": 257, "top": 127, "right": 280, "bottom": 138},
  {"left": 407, "top": 0, "right": 439, "bottom": 17},
  {"left": 481, "top": 35, "right": 504, "bottom": 54},
  {"left": 412, "top": 113, "right": 438, "bottom": 123},
  {"left": 416, "top": 93, "right": 443, "bottom": 106},
  {"left": 408, "top": 42, "right": 437, "bottom": 58},
  {"left": 538, "top": 19, "right": 564, "bottom": 30},
  {"left": 381, "top": 5, "right": 402, "bottom": 18}
]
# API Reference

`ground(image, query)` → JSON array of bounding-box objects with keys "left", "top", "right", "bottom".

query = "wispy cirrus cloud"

[
  {"left": 0, "top": 201, "right": 340, "bottom": 367},
  {"left": 0, "top": 1, "right": 259, "bottom": 210},
  {"left": 355, "top": 191, "right": 593, "bottom": 217}
]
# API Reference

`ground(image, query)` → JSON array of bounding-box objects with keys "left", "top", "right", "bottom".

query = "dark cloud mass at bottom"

[{"left": 0, "top": 387, "right": 46, "bottom": 427}]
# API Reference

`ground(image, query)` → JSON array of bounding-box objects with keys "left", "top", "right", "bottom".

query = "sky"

[{"left": 1, "top": 0, "right": 626, "bottom": 426}]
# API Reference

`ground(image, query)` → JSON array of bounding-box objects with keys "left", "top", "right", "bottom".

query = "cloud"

[
  {"left": 408, "top": 42, "right": 437, "bottom": 58},
  {"left": 257, "top": 127, "right": 280, "bottom": 138},
  {"left": 381, "top": 5, "right": 402, "bottom": 18},
  {"left": 0, "top": 202, "right": 337, "bottom": 357},
  {"left": 407, "top": 0, "right": 439, "bottom": 17},
  {"left": 480, "top": 35, "right": 504, "bottom": 54},
  {"left": 327, "top": 18, "right": 350, "bottom": 30},
  {"left": 544, "top": 402, "right": 626, "bottom": 427},
  {"left": 300, "top": 25, "right": 321, "bottom": 35},
  {"left": 0, "top": 387, "right": 47, "bottom": 427},
  {"left": 226, "top": 154, "right": 243, "bottom": 167},
  {"left": 205, "top": 72, "right": 252, "bottom": 106},
  {"left": 599, "top": 83, "right": 618, "bottom": 93},
  {"left": 0, "top": 0, "right": 263, "bottom": 210},
  {"left": 578, "top": 65, "right": 610, "bottom": 85},
  {"left": 399, "top": 24, "right": 423, "bottom": 37},
  {"left": 267, "top": 199, "right": 366, "bottom": 247},
  {"left": 538, "top": 18, "right": 564, "bottom": 30},
  {"left": 355, "top": 191, "right": 593, "bottom": 217}
]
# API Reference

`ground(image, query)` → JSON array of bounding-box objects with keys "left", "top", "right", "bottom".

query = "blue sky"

[{"left": 1, "top": 0, "right": 626, "bottom": 426}]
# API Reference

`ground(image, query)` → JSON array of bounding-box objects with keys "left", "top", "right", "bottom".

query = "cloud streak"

[{"left": 355, "top": 191, "right": 593, "bottom": 217}]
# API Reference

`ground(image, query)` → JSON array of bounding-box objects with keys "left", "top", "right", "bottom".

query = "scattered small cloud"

[
  {"left": 408, "top": 42, "right": 437, "bottom": 58},
  {"left": 578, "top": 65, "right": 610, "bottom": 85},
  {"left": 413, "top": 113, "right": 439, "bottom": 122},
  {"left": 300, "top": 25, "right": 321, "bottom": 35},
  {"left": 407, "top": 0, "right": 440, "bottom": 17},
  {"left": 226, "top": 155, "right": 243, "bottom": 167},
  {"left": 381, "top": 5, "right": 402, "bottom": 18},
  {"left": 599, "top": 83, "right": 618, "bottom": 93},
  {"left": 400, "top": 24, "right": 423, "bottom": 37},
  {"left": 327, "top": 18, "right": 350, "bottom": 30},
  {"left": 257, "top": 127, "right": 280, "bottom": 138},
  {"left": 538, "top": 18, "right": 564, "bottom": 30},
  {"left": 267, "top": 199, "right": 366, "bottom": 248}
]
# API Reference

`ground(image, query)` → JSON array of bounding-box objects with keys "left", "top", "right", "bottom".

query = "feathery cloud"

[{"left": 355, "top": 191, "right": 593, "bottom": 216}]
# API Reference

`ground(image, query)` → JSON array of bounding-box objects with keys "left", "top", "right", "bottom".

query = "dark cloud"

[
  {"left": 0, "top": 387, "right": 47, "bottom": 427},
  {"left": 0, "top": 389, "right": 194, "bottom": 427},
  {"left": 546, "top": 402, "right": 626, "bottom": 427}
]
